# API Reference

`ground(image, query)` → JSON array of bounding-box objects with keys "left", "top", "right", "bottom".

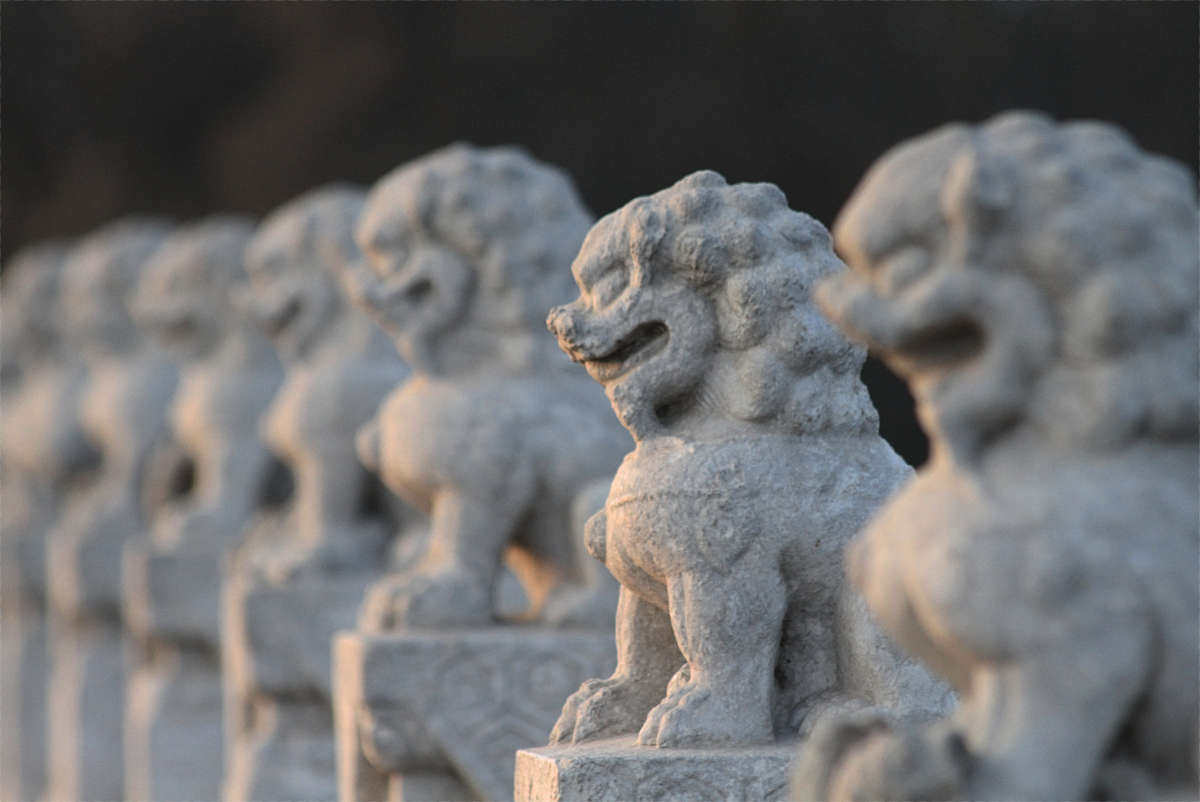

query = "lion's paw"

[
  {"left": 826, "top": 725, "right": 968, "bottom": 801},
  {"left": 795, "top": 712, "right": 968, "bottom": 802},
  {"left": 359, "top": 567, "right": 492, "bottom": 631},
  {"left": 638, "top": 680, "right": 773, "bottom": 748},
  {"left": 549, "top": 675, "right": 654, "bottom": 744}
]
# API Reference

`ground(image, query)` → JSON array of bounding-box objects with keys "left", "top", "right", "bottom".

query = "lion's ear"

[
  {"left": 628, "top": 202, "right": 667, "bottom": 288},
  {"left": 940, "top": 148, "right": 1012, "bottom": 235}
]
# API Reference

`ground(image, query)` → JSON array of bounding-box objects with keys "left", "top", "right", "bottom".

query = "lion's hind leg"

[{"left": 639, "top": 564, "right": 786, "bottom": 748}]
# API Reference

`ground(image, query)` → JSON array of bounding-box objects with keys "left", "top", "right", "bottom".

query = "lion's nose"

[{"left": 546, "top": 302, "right": 578, "bottom": 343}]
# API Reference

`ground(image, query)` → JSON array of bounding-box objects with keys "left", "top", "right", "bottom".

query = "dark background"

[{"left": 4, "top": 2, "right": 1197, "bottom": 465}]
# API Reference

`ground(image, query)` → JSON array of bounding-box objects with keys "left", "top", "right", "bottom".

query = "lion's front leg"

[
  {"left": 639, "top": 563, "right": 786, "bottom": 748},
  {"left": 953, "top": 628, "right": 1151, "bottom": 801},
  {"left": 359, "top": 487, "right": 526, "bottom": 630},
  {"left": 806, "top": 617, "right": 1153, "bottom": 801},
  {"left": 549, "top": 586, "right": 682, "bottom": 744}
]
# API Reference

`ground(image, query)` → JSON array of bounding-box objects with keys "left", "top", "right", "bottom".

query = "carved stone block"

[
  {"left": 515, "top": 738, "right": 796, "bottom": 802},
  {"left": 223, "top": 580, "right": 368, "bottom": 801},
  {"left": 334, "top": 629, "right": 615, "bottom": 801}
]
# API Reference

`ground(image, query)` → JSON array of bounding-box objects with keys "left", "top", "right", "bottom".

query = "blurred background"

[{"left": 4, "top": 2, "right": 1197, "bottom": 465}]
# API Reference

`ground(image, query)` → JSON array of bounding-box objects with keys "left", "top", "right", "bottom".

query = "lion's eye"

[
  {"left": 360, "top": 221, "right": 409, "bottom": 270},
  {"left": 591, "top": 269, "right": 628, "bottom": 308},
  {"left": 875, "top": 246, "right": 929, "bottom": 294}
]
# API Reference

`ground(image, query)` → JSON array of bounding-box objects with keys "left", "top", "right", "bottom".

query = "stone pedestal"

[
  {"left": 515, "top": 738, "right": 797, "bottom": 802},
  {"left": 43, "top": 613, "right": 127, "bottom": 802},
  {"left": 222, "top": 576, "right": 374, "bottom": 802},
  {"left": 334, "top": 628, "right": 616, "bottom": 802},
  {"left": 122, "top": 542, "right": 227, "bottom": 802},
  {"left": 43, "top": 498, "right": 139, "bottom": 802},
  {"left": 0, "top": 529, "right": 50, "bottom": 802}
]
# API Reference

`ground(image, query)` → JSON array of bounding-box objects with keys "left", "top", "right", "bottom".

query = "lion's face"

[
  {"left": 354, "top": 198, "right": 474, "bottom": 368},
  {"left": 243, "top": 231, "right": 341, "bottom": 364},
  {"left": 548, "top": 217, "right": 716, "bottom": 438},
  {"left": 63, "top": 243, "right": 141, "bottom": 356},
  {"left": 3, "top": 246, "right": 64, "bottom": 371},
  {"left": 135, "top": 240, "right": 227, "bottom": 361}
]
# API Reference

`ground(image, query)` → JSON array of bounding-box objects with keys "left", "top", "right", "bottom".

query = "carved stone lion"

[
  {"left": 132, "top": 217, "right": 282, "bottom": 560},
  {"left": 347, "top": 144, "right": 630, "bottom": 629},
  {"left": 239, "top": 184, "right": 411, "bottom": 583},
  {"left": 796, "top": 112, "right": 1199, "bottom": 800},
  {"left": 546, "top": 171, "right": 949, "bottom": 749}
]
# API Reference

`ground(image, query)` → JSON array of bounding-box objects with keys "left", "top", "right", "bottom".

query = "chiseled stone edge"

[{"left": 515, "top": 737, "right": 797, "bottom": 802}]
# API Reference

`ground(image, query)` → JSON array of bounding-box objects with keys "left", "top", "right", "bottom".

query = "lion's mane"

[
  {"left": 245, "top": 184, "right": 365, "bottom": 283},
  {"left": 3, "top": 242, "right": 70, "bottom": 366},
  {"left": 928, "top": 111, "right": 1197, "bottom": 447},
  {"left": 64, "top": 218, "right": 174, "bottom": 347},
  {"left": 589, "top": 169, "right": 879, "bottom": 436}
]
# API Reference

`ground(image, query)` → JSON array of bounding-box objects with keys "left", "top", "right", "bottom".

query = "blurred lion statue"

[
  {"left": 796, "top": 111, "right": 1199, "bottom": 800},
  {"left": 347, "top": 145, "right": 630, "bottom": 630}
]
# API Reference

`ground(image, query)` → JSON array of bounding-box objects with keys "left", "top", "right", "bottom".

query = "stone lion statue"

[
  {"left": 131, "top": 217, "right": 283, "bottom": 557},
  {"left": 346, "top": 144, "right": 631, "bottom": 629},
  {"left": 1, "top": 242, "right": 96, "bottom": 533},
  {"left": 239, "top": 184, "right": 412, "bottom": 582},
  {"left": 794, "top": 111, "right": 1199, "bottom": 800},
  {"left": 546, "top": 170, "right": 949, "bottom": 749}
]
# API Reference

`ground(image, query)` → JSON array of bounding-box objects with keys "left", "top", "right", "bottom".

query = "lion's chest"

[
  {"left": 602, "top": 438, "right": 778, "bottom": 590},
  {"left": 172, "top": 364, "right": 271, "bottom": 456},
  {"left": 375, "top": 376, "right": 523, "bottom": 511},
  {"left": 263, "top": 366, "right": 350, "bottom": 462}
]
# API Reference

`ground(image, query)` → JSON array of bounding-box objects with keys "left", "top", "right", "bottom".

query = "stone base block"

[
  {"left": 222, "top": 577, "right": 372, "bottom": 802},
  {"left": 124, "top": 543, "right": 223, "bottom": 645},
  {"left": 514, "top": 738, "right": 797, "bottom": 802},
  {"left": 124, "top": 648, "right": 224, "bottom": 802},
  {"left": 334, "top": 628, "right": 616, "bottom": 802},
  {"left": 43, "top": 618, "right": 126, "bottom": 802}
]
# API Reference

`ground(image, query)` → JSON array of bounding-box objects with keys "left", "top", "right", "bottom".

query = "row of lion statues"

[{"left": 2, "top": 110, "right": 1196, "bottom": 802}]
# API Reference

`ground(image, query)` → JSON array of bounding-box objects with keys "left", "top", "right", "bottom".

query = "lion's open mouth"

[
  {"left": 264, "top": 296, "right": 302, "bottom": 337},
  {"left": 582, "top": 320, "right": 669, "bottom": 381},
  {"left": 162, "top": 314, "right": 197, "bottom": 343},
  {"left": 891, "top": 316, "right": 984, "bottom": 371}
]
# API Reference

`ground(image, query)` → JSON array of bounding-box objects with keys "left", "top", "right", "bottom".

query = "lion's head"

[
  {"left": 61, "top": 218, "right": 174, "bottom": 359},
  {"left": 134, "top": 217, "right": 256, "bottom": 361},
  {"left": 348, "top": 144, "right": 593, "bottom": 375},
  {"left": 2, "top": 242, "right": 69, "bottom": 386},
  {"left": 548, "top": 170, "right": 878, "bottom": 441},
  {"left": 244, "top": 185, "right": 365, "bottom": 364},
  {"left": 821, "top": 111, "right": 1199, "bottom": 464}
]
